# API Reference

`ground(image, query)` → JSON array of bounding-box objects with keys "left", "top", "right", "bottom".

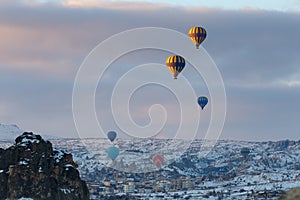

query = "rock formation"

[
  {"left": 278, "top": 187, "right": 300, "bottom": 200},
  {"left": 0, "top": 132, "right": 89, "bottom": 200}
]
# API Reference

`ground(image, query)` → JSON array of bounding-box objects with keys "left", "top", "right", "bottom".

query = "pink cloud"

[{"left": 61, "top": 0, "right": 171, "bottom": 10}]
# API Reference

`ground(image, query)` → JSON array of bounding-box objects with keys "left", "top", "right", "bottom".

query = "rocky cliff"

[
  {"left": 0, "top": 132, "right": 89, "bottom": 200},
  {"left": 278, "top": 187, "right": 300, "bottom": 200}
]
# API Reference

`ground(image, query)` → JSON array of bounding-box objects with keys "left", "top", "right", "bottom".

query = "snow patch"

[
  {"left": 60, "top": 188, "right": 72, "bottom": 194},
  {"left": 53, "top": 149, "right": 64, "bottom": 163},
  {"left": 19, "top": 160, "right": 29, "bottom": 165},
  {"left": 38, "top": 167, "right": 43, "bottom": 173}
]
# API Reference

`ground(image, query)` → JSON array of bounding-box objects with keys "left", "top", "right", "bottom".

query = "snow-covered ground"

[
  {"left": 48, "top": 138, "right": 300, "bottom": 199},
  {"left": 1, "top": 128, "right": 299, "bottom": 199}
]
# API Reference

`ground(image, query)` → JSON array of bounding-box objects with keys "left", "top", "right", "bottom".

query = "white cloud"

[
  {"left": 275, "top": 72, "right": 300, "bottom": 88},
  {"left": 61, "top": 0, "right": 169, "bottom": 10}
]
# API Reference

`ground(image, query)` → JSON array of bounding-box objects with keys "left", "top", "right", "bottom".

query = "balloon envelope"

[
  {"left": 107, "top": 146, "right": 119, "bottom": 161},
  {"left": 107, "top": 131, "right": 117, "bottom": 142},
  {"left": 188, "top": 26, "right": 207, "bottom": 49},
  {"left": 241, "top": 147, "right": 250, "bottom": 156},
  {"left": 198, "top": 96, "right": 208, "bottom": 110},
  {"left": 165, "top": 55, "right": 185, "bottom": 79},
  {"left": 152, "top": 154, "right": 164, "bottom": 168}
]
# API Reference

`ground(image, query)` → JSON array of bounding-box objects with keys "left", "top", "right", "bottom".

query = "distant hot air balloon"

[
  {"left": 198, "top": 96, "right": 208, "bottom": 110},
  {"left": 165, "top": 55, "right": 185, "bottom": 79},
  {"left": 188, "top": 26, "right": 207, "bottom": 49},
  {"left": 152, "top": 154, "right": 164, "bottom": 168},
  {"left": 107, "top": 146, "right": 119, "bottom": 161},
  {"left": 241, "top": 147, "right": 250, "bottom": 157},
  {"left": 107, "top": 131, "right": 117, "bottom": 142}
]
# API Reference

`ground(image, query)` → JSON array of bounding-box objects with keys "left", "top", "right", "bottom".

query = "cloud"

[
  {"left": 222, "top": 86, "right": 300, "bottom": 141},
  {"left": 61, "top": 0, "right": 170, "bottom": 10},
  {"left": 0, "top": 2, "right": 299, "bottom": 140},
  {"left": 1, "top": 2, "right": 299, "bottom": 81},
  {"left": 202, "top": 10, "right": 300, "bottom": 87}
]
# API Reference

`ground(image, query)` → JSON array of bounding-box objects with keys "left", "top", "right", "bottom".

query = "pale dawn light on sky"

[
  {"left": 19, "top": 0, "right": 300, "bottom": 11},
  {"left": 0, "top": 0, "right": 299, "bottom": 141},
  {"left": 118, "top": 0, "right": 300, "bottom": 11}
]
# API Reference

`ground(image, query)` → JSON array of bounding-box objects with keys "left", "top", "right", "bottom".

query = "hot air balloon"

[
  {"left": 188, "top": 26, "right": 207, "bottom": 49},
  {"left": 198, "top": 96, "right": 208, "bottom": 110},
  {"left": 107, "top": 146, "right": 119, "bottom": 161},
  {"left": 241, "top": 147, "right": 250, "bottom": 157},
  {"left": 107, "top": 131, "right": 117, "bottom": 142},
  {"left": 165, "top": 55, "right": 185, "bottom": 79},
  {"left": 152, "top": 154, "right": 164, "bottom": 168}
]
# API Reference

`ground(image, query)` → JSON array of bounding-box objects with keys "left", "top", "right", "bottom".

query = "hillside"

[
  {"left": 1, "top": 130, "right": 299, "bottom": 199},
  {"left": 49, "top": 138, "right": 300, "bottom": 199}
]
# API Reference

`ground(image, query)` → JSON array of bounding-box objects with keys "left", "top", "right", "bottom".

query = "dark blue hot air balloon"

[
  {"left": 198, "top": 96, "right": 208, "bottom": 110},
  {"left": 107, "top": 131, "right": 117, "bottom": 142},
  {"left": 107, "top": 146, "right": 119, "bottom": 161},
  {"left": 241, "top": 147, "right": 250, "bottom": 157}
]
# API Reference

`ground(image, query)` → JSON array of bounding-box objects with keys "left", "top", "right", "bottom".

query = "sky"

[
  {"left": 0, "top": 0, "right": 300, "bottom": 141},
  {"left": 60, "top": 0, "right": 300, "bottom": 11}
]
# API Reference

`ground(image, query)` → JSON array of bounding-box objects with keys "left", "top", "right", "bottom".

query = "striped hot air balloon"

[
  {"left": 165, "top": 55, "right": 185, "bottom": 79},
  {"left": 152, "top": 154, "right": 164, "bottom": 168},
  {"left": 188, "top": 26, "right": 207, "bottom": 49}
]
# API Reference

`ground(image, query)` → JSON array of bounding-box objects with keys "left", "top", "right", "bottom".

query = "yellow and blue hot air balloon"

[
  {"left": 165, "top": 55, "right": 185, "bottom": 79},
  {"left": 188, "top": 26, "right": 207, "bottom": 49},
  {"left": 198, "top": 96, "right": 208, "bottom": 110}
]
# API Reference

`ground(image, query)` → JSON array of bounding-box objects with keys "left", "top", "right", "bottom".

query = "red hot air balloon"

[{"left": 152, "top": 154, "right": 164, "bottom": 168}]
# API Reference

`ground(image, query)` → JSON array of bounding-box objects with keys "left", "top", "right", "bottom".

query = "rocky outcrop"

[
  {"left": 0, "top": 132, "right": 89, "bottom": 200},
  {"left": 278, "top": 187, "right": 300, "bottom": 200}
]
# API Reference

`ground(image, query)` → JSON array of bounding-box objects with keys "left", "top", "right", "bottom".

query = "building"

[{"left": 124, "top": 181, "right": 135, "bottom": 193}]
